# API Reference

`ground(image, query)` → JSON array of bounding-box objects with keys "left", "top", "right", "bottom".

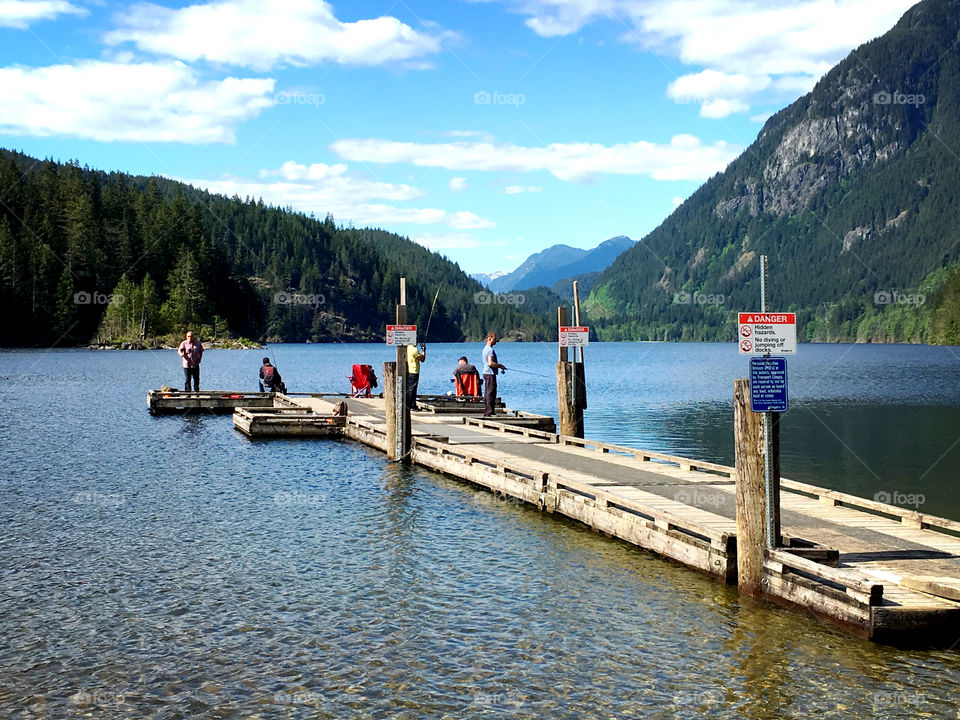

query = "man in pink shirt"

[{"left": 177, "top": 330, "right": 203, "bottom": 391}]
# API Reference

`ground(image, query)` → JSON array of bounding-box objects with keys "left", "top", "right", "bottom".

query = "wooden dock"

[{"left": 148, "top": 389, "right": 960, "bottom": 645}]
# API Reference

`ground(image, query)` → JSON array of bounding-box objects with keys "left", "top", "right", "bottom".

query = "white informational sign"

[
  {"left": 386, "top": 324, "right": 417, "bottom": 346},
  {"left": 738, "top": 313, "right": 796, "bottom": 355},
  {"left": 559, "top": 326, "right": 590, "bottom": 347}
]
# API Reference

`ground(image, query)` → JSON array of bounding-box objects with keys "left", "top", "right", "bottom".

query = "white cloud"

[
  {"left": 257, "top": 161, "right": 423, "bottom": 201},
  {"left": 105, "top": 0, "right": 449, "bottom": 71},
  {"left": 667, "top": 69, "right": 767, "bottom": 102},
  {"left": 0, "top": 0, "right": 85, "bottom": 28},
  {"left": 504, "top": 185, "right": 543, "bottom": 194},
  {"left": 510, "top": 0, "right": 920, "bottom": 112},
  {"left": 700, "top": 98, "right": 749, "bottom": 118},
  {"left": 672, "top": 196, "right": 684, "bottom": 207},
  {"left": 0, "top": 60, "right": 274, "bottom": 143},
  {"left": 177, "top": 168, "right": 495, "bottom": 230},
  {"left": 448, "top": 177, "right": 468, "bottom": 191},
  {"left": 331, "top": 135, "right": 741, "bottom": 183}
]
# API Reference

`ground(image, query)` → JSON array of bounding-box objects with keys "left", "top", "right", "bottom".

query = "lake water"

[{"left": 1, "top": 342, "right": 959, "bottom": 719}]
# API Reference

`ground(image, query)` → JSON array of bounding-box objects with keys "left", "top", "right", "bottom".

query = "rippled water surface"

[{"left": 1, "top": 343, "right": 959, "bottom": 719}]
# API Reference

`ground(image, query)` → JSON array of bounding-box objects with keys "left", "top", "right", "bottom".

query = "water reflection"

[{"left": 3, "top": 346, "right": 960, "bottom": 719}]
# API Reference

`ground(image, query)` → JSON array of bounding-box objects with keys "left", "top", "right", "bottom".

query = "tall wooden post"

[
  {"left": 556, "top": 306, "right": 584, "bottom": 437},
  {"left": 734, "top": 378, "right": 766, "bottom": 596},
  {"left": 384, "top": 361, "right": 397, "bottom": 460},
  {"left": 395, "top": 278, "right": 411, "bottom": 463}
]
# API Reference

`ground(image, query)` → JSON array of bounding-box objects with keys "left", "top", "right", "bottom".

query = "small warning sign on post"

[
  {"left": 559, "top": 326, "right": 589, "bottom": 347},
  {"left": 750, "top": 356, "right": 788, "bottom": 412},
  {"left": 386, "top": 324, "right": 417, "bottom": 345},
  {"left": 738, "top": 313, "right": 796, "bottom": 355}
]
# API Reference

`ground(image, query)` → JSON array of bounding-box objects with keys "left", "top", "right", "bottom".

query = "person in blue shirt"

[{"left": 481, "top": 332, "right": 506, "bottom": 416}]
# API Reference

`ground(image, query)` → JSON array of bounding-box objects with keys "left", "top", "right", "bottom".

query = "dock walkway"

[
  {"left": 296, "top": 395, "right": 960, "bottom": 643},
  {"left": 149, "top": 389, "right": 960, "bottom": 643}
]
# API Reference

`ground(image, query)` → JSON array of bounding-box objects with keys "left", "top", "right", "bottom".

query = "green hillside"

[
  {"left": 586, "top": 0, "right": 960, "bottom": 344},
  {"left": 0, "top": 149, "right": 554, "bottom": 347}
]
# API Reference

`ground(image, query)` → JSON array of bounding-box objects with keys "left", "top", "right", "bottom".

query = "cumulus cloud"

[
  {"left": 0, "top": 0, "right": 85, "bottom": 28},
  {"left": 177, "top": 166, "right": 495, "bottom": 229},
  {"left": 699, "top": 98, "right": 750, "bottom": 118},
  {"left": 507, "top": 0, "right": 920, "bottom": 114},
  {"left": 504, "top": 185, "right": 543, "bottom": 194},
  {"left": 0, "top": 60, "right": 274, "bottom": 143},
  {"left": 105, "top": 0, "right": 450, "bottom": 71},
  {"left": 448, "top": 177, "right": 469, "bottom": 191},
  {"left": 331, "top": 135, "right": 741, "bottom": 182}
]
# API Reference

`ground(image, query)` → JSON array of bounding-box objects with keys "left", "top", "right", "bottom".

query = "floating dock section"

[{"left": 148, "top": 389, "right": 960, "bottom": 645}]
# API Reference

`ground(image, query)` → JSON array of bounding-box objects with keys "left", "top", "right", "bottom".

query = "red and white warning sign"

[
  {"left": 738, "top": 313, "right": 796, "bottom": 355},
  {"left": 386, "top": 324, "right": 417, "bottom": 345},
  {"left": 559, "top": 326, "right": 589, "bottom": 347}
]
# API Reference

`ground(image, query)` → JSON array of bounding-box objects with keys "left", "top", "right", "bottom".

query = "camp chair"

[
  {"left": 454, "top": 369, "right": 481, "bottom": 397},
  {"left": 349, "top": 364, "right": 376, "bottom": 397}
]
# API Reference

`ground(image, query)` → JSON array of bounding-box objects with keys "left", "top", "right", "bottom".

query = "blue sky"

[{"left": 0, "top": 0, "right": 920, "bottom": 274}]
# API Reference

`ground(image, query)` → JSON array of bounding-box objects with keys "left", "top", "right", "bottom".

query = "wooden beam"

[{"left": 735, "top": 377, "right": 766, "bottom": 596}]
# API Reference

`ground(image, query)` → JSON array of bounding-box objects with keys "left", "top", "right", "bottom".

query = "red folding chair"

[{"left": 349, "top": 364, "right": 375, "bottom": 397}]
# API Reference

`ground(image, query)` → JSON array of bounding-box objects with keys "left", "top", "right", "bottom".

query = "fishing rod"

[
  {"left": 501, "top": 367, "right": 552, "bottom": 380},
  {"left": 422, "top": 282, "right": 444, "bottom": 344}
]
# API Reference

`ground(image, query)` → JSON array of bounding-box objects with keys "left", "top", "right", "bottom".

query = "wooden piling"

[
  {"left": 734, "top": 377, "right": 766, "bottom": 596},
  {"left": 556, "top": 306, "right": 583, "bottom": 437},
  {"left": 384, "top": 361, "right": 397, "bottom": 460},
  {"left": 396, "top": 278, "right": 411, "bottom": 463}
]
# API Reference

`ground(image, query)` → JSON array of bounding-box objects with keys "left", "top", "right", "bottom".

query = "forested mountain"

[
  {"left": 0, "top": 149, "right": 555, "bottom": 347},
  {"left": 489, "top": 236, "right": 634, "bottom": 293},
  {"left": 586, "top": 0, "right": 960, "bottom": 344}
]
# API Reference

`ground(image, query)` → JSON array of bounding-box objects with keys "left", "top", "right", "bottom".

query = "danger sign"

[
  {"left": 738, "top": 312, "right": 796, "bottom": 355},
  {"left": 559, "top": 326, "right": 589, "bottom": 347},
  {"left": 386, "top": 324, "right": 417, "bottom": 345}
]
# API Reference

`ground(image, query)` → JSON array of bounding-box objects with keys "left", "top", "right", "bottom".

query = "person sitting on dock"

[
  {"left": 177, "top": 330, "right": 203, "bottom": 392},
  {"left": 407, "top": 342, "right": 425, "bottom": 409},
  {"left": 453, "top": 356, "right": 481, "bottom": 397},
  {"left": 259, "top": 357, "right": 284, "bottom": 393},
  {"left": 481, "top": 332, "right": 506, "bottom": 416}
]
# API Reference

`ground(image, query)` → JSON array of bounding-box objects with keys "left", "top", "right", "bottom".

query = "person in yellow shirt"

[{"left": 406, "top": 342, "right": 426, "bottom": 409}]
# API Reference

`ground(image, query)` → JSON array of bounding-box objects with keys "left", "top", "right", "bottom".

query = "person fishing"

[
  {"left": 453, "top": 356, "right": 481, "bottom": 397},
  {"left": 259, "top": 356, "right": 285, "bottom": 393},
  {"left": 406, "top": 342, "right": 425, "bottom": 409},
  {"left": 481, "top": 332, "right": 506, "bottom": 416}
]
